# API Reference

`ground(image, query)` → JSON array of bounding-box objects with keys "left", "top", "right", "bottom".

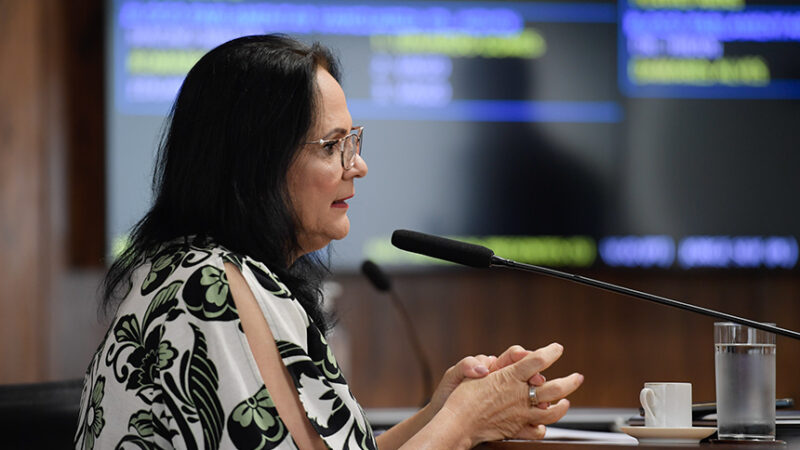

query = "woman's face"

[{"left": 288, "top": 67, "right": 368, "bottom": 258}]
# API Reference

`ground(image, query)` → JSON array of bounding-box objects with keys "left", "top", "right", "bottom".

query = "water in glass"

[{"left": 715, "top": 343, "right": 776, "bottom": 440}]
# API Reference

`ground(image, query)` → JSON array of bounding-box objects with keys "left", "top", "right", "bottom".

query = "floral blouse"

[{"left": 74, "top": 238, "right": 376, "bottom": 449}]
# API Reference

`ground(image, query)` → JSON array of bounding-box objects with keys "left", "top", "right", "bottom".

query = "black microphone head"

[
  {"left": 391, "top": 230, "right": 494, "bottom": 268},
  {"left": 361, "top": 260, "right": 392, "bottom": 292}
]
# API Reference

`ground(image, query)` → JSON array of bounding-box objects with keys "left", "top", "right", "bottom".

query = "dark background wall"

[{"left": 1, "top": 0, "right": 797, "bottom": 409}]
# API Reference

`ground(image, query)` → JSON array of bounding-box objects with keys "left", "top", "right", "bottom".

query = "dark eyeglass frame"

[{"left": 305, "top": 126, "right": 364, "bottom": 170}]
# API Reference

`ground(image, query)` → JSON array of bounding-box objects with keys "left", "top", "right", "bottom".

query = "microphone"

[
  {"left": 361, "top": 260, "right": 434, "bottom": 406},
  {"left": 361, "top": 260, "right": 392, "bottom": 291},
  {"left": 391, "top": 229, "right": 493, "bottom": 268},
  {"left": 390, "top": 229, "right": 800, "bottom": 341}
]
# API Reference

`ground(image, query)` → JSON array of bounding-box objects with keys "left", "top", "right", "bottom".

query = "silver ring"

[{"left": 528, "top": 386, "right": 539, "bottom": 406}]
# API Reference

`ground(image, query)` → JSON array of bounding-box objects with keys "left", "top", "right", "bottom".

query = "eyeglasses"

[{"left": 306, "top": 126, "right": 364, "bottom": 170}]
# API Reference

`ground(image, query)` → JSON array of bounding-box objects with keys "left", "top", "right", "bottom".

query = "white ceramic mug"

[{"left": 639, "top": 382, "right": 692, "bottom": 428}]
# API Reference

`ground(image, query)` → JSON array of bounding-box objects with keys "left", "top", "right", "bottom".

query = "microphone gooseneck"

[
  {"left": 390, "top": 230, "right": 800, "bottom": 342},
  {"left": 361, "top": 260, "right": 434, "bottom": 406}
]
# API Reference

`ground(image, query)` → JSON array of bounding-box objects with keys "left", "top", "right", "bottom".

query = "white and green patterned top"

[{"left": 74, "top": 238, "right": 376, "bottom": 450}]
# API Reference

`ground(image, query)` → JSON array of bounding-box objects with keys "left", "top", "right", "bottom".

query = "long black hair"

[{"left": 103, "top": 35, "right": 340, "bottom": 333}]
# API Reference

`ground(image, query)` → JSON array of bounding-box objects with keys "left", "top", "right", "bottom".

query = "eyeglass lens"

[{"left": 342, "top": 131, "right": 362, "bottom": 169}]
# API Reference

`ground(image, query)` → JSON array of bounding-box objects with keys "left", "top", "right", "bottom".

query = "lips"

[{"left": 332, "top": 194, "right": 353, "bottom": 208}]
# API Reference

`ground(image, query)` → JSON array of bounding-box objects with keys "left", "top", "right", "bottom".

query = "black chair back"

[{"left": 0, "top": 379, "right": 82, "bottom": 448}]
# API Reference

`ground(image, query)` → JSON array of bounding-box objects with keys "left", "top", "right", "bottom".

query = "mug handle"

[{"left": 640, "top": 387, "right": 657, "bottom": 423}]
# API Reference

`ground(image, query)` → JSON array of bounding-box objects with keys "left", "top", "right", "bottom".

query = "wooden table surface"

[{"left": 480, "top": 439, "right": 792, "bottom": 449}]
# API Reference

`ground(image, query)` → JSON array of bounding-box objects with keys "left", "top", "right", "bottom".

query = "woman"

[{"left": 75, "top": 35, "right": 583, "bottom": 449}]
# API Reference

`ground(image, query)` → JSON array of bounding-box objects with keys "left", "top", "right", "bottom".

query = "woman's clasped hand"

[{"left": 405, "top": 343, "right": 584, "bottom": 449}]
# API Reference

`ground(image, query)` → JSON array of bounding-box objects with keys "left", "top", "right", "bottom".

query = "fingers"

[
  {"left": 508, "top": 343, "right": 564, "bottom": 381},
  {"left": 512, "top": 401, "right": 572, "bottom": 441},
  {"left": 491, "top": 346, "right": 547, "bottom": 387},
  {"left": 529, "top": 372, "right": 546, "bottom": 386},
  {"left": 491, "top": 345, "right": 530, "bottom": 371},
  {"left": 477, "top": 355, "right": 497, "bottom": 374},
  {"left": 513, "top": 424, "right": 547, "bottom": 441},
  {"left": 531, "top": 373, "right": 584, "bottom": 404},
  {"left": 511, "top": 400, "right": 572, "bottom": 441},
  {"left": 530, "top": 372, "right": 548, "bottom": 408},
  {"left": 530, "top": 399, "right": 571, "bottom": 426},
  {"left": 456, "top": 355, "right": 496, "bottom": 378}
]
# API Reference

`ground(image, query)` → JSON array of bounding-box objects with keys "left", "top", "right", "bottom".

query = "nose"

[{"left": 344, "top": 153, "right": 367, "bottom": 179}]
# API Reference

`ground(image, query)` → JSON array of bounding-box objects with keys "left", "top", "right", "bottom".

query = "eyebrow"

[{"left": 321, "top": 127, "right": 349, "bottom": 140}]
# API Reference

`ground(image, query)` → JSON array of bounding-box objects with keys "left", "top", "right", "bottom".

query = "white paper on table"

[{"left": 540, "top": 427, "right": 639, "bottom": 444}]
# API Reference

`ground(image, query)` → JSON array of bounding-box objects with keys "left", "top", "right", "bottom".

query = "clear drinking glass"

[{"left": 714, "top": 322, "right": 776, "bottom": 441}]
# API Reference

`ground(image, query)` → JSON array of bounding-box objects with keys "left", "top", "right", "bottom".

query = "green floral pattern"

[
  {"left": 184, "top": 265, "right": 239, "bottom": 321},
  {"left": 75, "top": 238, "right": 375, "bottom": 449},
  {"left": 75, "top": 375, "right": 105, "bottom": 450},
  {"left": 227, "top": 386, "right": 287, "bottom": 449}
]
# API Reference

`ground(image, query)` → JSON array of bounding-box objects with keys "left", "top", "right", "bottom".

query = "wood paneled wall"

[
  {"left": 0, "top": 0, "right": 54, "bottom": 383},
  {"left": 0, "top": 0, "right": 104, "bottom": 383},
  {"left": 333, "top": 269, "right": 800, "bottom": 408},
  {"left": 61, "top": 0, "right": 106, "bottom": 267}
]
